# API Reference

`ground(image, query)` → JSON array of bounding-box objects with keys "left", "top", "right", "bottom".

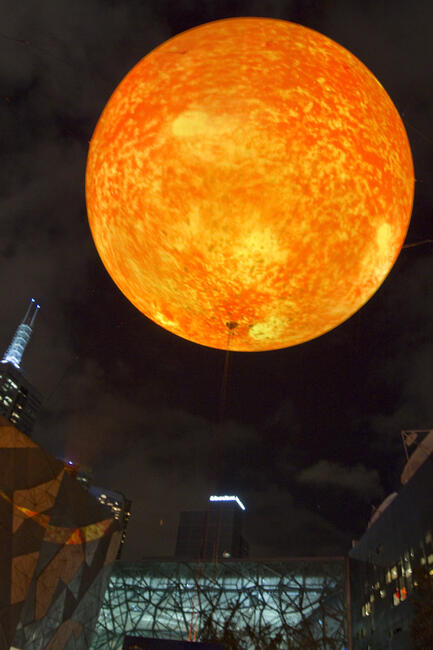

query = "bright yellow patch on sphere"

[{"left": 86, "top": 18, "right": 414, "bottom": 351}]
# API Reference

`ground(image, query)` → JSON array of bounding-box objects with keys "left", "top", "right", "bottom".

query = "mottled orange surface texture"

[{"left": 86, "top": 18, "right": 414, "bottom": 351}]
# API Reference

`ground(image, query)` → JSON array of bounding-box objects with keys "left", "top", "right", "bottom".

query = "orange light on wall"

[{"left": 86, "top": 18, "right": 414, "bottom": 351}]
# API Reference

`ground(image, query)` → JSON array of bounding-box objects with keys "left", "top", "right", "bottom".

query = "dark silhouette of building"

[
  {"left": 349, "top": 430, "right": 433, "bottom": 649},
  {"left": 58, "top": 460, "right": 132, "bottom": 560},
  {"left": 90, "top": 486, "right": 132, "bottom": 559},
  {"left": 0, "top": 298, "right": 42, "bottom": 435},
  {"left": 175, "top": 495, "right": 249, "bottom": 560}
]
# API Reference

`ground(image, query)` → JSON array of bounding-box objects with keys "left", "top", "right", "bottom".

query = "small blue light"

[
  {"left": 31, "top": 298, "right": 35, "bottom": 302},
  {"left": 68, "top": 460, "right": 73, "bottom": 465}
]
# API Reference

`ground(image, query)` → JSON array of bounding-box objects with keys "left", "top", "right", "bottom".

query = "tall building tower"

[
  {"left": 175, "top": 495, "right": 249, "bottom": 560},
  {"left": 0, "top": 298, "right": 42, "bottom": 435}
]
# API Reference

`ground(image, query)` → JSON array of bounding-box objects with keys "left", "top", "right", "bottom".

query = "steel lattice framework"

[{"left": 91, "top": 558, "right": 347, "bottom": 649}]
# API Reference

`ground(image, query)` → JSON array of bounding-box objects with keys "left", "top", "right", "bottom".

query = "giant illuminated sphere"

[{"left": 86, "top": 18, "right": 413, "bottom": 351}]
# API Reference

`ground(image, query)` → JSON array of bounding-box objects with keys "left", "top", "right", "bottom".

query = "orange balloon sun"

[{"left": 86, "top": 18, "right": 414, "bottom": 351}]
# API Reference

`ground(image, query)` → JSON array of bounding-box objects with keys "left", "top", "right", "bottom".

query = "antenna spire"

[{"left": 2, "top": 298, "right": 40, "bottom": 369}]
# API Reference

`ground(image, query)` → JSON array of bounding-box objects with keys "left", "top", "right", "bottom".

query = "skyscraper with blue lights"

[{"left": 0, "top": 299, "right": 42, "bottom": 435}]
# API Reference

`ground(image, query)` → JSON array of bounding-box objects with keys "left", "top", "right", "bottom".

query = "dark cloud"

[
  {"left": 244, "top": 485, "right": 350, "bottom": 558},
  {"left": 297, "top": 460, "right": 383, "bottom": 501}
]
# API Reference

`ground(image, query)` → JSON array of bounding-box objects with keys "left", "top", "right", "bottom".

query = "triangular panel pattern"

[
  {"left": 12, "top": 514, "right": 47, "bottom": 558},
  {"left": 0, "top": 422, "right": 39, "bottom": 448},
  {"left": 68, "top": 563, "right": 84, "bottom": 600},
  {"left": 34, "top": 540, "right": 64, "bottom": 577},
  {"left": 84, "top": 539, "right": 100, "bottom": 567},
  {"left": 104, "top": 530, "right": 122, "bottom": 567},
  {"left": 35, "top": 544, "right": 85, "bottom": 620},
  {"left": 0, "top": 417, "right": 119, "bottom": 648},
  {"left": 45, "top": 618, "right": 83, "bottom": 650},
  {"left": 14, "top": 474, "right": 62, "bottom": 514},
  {"left": 10, "top": 552, "right": 39, "bottom": 605}
]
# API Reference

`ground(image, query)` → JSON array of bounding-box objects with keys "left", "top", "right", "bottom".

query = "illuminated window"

[
  {"left": 400, "top": 587, "right": 407, "bottom": 601},
  {"left": 386, "top": 570, "right": 391, "bottom": 584},
  {"left": 426, "top": 531, "right": 432, "bottom": 544},
  {"left": 427, "top": 554, "right": 433, "bottom": 565},
  {"left": 393, "top": 590, "right": 400, "bottom": 606},
  {"left": 391, "top": 566, "right": 398, "bottom": 580},
  {"left": 380, "top": 589, "right": 386, "bottom": 599},
  {"left": 369, "top": 593, "right": 374, "bottom": 603},
  {"left": 362, "top": 604, "right": 368, "bottom": 617},
  {"left": 362, "top": 602, "right": 371, "bottom": 617},
  {"left": 421, "top": 557, "right": 426, "bottom": 565}
]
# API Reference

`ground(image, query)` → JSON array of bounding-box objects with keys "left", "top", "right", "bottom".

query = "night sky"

[{"left": 1, "top": 0, "right": 432, "bottom": 561}]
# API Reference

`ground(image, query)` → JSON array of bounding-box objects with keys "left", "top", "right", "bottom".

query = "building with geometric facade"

[
  {"left": 61, "top": 466, "right": 132, "bottom": 561},
  {"left": 0, "top": 299, "right": 42, "bottom": 436},
  {"left": 349, "top": 431, "right": 433, "bottom": 649},
  {"left": 91, "top": 557, "right": 348, "bottom": 649},
  {"left": 0, "top": 416, "right": 121, "bottom": 649}
]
